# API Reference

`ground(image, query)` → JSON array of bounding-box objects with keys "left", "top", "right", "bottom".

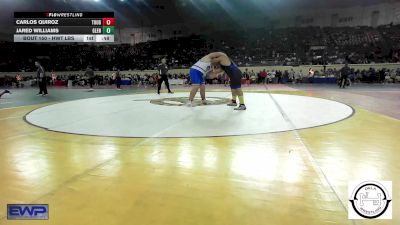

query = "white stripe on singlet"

[{"left": 191, "top": 60, "right": 211, "bottom": 74}]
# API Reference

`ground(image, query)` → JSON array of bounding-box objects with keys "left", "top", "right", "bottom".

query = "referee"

[
  {"left": 157, "top": 58, "right": 173, "bottom": 94},
  {"left": 35, "top": 61, "right": 48, "bottom": 96},
  {"left": 85, "top": 65, "right": 95, "bottom": 91},
  {"left": 339, "top": 62, "right": 351, "bottom": 88}
]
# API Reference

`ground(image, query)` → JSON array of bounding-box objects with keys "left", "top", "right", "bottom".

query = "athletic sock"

[{"left": 238, "top": 96, "right": 244, "bottom": 105}]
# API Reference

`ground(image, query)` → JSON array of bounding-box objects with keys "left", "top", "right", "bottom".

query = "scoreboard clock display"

[{"left": 14, "top": 12, "right": 115, "bottom": 43}]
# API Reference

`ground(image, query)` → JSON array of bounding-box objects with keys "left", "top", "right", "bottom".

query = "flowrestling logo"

[
  {"left": 7, "top": 204, "right": 49, "bottom": 220},
  {"left": 348, "top": 181, "right": 392, "bottom": 219}
]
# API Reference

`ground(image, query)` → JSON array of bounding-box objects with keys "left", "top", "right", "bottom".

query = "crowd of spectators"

[
  {"left": 1, "top": 24, "right": 400, "bottom": 87},
  {"left": 1, "top": 24, "right": 400, "bottom": 73},
  {"left": 0, "top": 37, "right": 210, "bottom": 72},
  {"left": 2, "top": 66, "right": 400, "bottom": 88},
  {"left": 0, "top": 72, "right": 191, "bottom": 88}
]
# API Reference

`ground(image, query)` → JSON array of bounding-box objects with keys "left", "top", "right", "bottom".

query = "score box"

[
  {"left": 103, "top": 26, "right": 114, "bottom": 34},
  {"left": 96, "top": 35, "right": 114, "bottom": 42},
  {"left": 83, "top": 34, "right": 114, "bottom": 42},
  {"left": 102, "top": 18, "right": 114, "bottom": 26},
  {"left": 83, "top": 35, "right": 115, "bottom": 42}
]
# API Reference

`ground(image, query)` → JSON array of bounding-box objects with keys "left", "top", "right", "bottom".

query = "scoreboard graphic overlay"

[{"left": 14, "top": 12, "right": 114, "bottom": 43}]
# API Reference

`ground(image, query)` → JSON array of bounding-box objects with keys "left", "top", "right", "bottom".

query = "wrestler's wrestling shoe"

[
  {"left": 186, "top": 101, "right": 193, "bottom": 107},
  {"left": 234, "top": 104, "right": 246, "bottom": 110},
  {"left": 227, "top": 101, "right": 237, "bottom": 106},
  {"left": 4, "top": 90, "right": 11, "bottom": 94}
]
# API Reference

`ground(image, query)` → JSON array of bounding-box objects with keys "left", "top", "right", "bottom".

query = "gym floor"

[{"left": 0, "top": 84, "right": 399, "bottom": 225}]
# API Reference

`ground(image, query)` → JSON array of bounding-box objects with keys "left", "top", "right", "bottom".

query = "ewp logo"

[{"left": 7, "top": 204, "right": 49, "bottom": 220}]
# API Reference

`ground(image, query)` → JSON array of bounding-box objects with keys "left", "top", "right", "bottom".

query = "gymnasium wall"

[{"left": 1, "top": 63, "right": 399, "bottom": 78}]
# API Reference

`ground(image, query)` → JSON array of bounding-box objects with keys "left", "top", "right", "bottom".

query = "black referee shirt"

[
  {"left": 85, "top": 68, "right": 94, "bottom": 78},
  {"left": 158, "top": 64, "right": 168, "bottom": 76},
  {"left": 340, "top": 65, "right": 351, "bottom": 77},
  {"left": 37, "top": 66, "right": 45, "bottom": 79}
]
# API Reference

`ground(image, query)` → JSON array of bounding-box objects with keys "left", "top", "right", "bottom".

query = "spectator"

[{"left": 260, "top": 69, "right": 267, "bottom": 84}]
